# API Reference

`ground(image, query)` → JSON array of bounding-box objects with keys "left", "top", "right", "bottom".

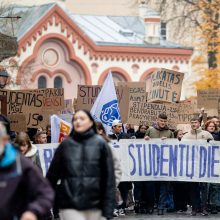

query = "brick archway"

[{"left": 140, "top": 67, "right": 157, "bottom": 81}]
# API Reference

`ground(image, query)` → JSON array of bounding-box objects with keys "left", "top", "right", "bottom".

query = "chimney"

[
  {"left": 138, "top": 1, "right": 147, "bottom": 18},
  {"left": 143, "top": 9, "right": 161, "bottom": 45}
]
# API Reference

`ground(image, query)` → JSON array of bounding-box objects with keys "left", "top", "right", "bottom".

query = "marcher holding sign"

[
  {"left": 47, "top": 110, "right": 115, "bottom": 220},
  {"left": 144, "top": 113, "right": 174, "bottom": 216},
  {"left": 182, "top": 116, "right": 213, "bottom": 216}
]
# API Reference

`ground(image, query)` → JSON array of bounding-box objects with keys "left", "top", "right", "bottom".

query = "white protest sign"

[
  {"left": 37, "top": 143, "right": 58, "bottom": 176},
  {"left": 37, "top": 139, "right": 220, "bottom": 183}
]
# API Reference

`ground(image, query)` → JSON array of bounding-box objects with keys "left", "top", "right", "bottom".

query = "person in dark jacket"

[
  {"left": 205, "top": 120, "right": 220, "bottom": 141},
  {"left": 47, "top": 110, "right": 115, "bottom": 220},
  {"left": 205, "top": 120, "right": 220, "bottom": 214},
  {"left": 133, "top": 124, "right": 153, "bottom": 214},
  {"left": 46, "top": 124, "right": 52, "bottom": 143},
  {"left": 0, "top": 122, "right": 54, "bottom": 220},
  {"left": 109, "top": 120, "right": 130, "bottom": 141},
  {"left": 135, "top": 125, "right": 148, "bottom": 139},
  {"left": 172, "top": 129, "right": 188, "bottom": 213}
]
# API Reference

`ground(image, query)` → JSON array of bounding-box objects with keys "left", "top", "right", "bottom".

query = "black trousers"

[
  {"left": 118, "top": 182, "right": 132, "bottom": 208},
  {"left": 134, "top": 181, "right": 155, "bottom": 208},
  {"left": 188, "top": 182, "right": 201, "bottom": 210},
  {"left": 173, "top": 182, "right": 188, "bottom": 211}
]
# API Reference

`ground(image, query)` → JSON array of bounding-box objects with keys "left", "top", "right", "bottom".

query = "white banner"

[{"left": 37, "top": 139, "right": 220, "bottom": 183}]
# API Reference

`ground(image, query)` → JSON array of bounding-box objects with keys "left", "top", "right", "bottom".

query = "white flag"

[
  {"left": 91, "top": 72, "right": 121, "bottom": 133},
  {"left": 51, "top": 115, "right": 72, "bottom": 143}
]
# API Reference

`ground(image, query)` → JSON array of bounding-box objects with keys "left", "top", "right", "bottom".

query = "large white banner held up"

[{"left": 37, "top": 139, "right": 220, "bottom": 183}]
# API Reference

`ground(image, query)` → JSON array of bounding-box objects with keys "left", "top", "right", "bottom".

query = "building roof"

[
  {"left": 71, "top": 15, "right": 185, "bottom": 49},
  {"left": 0, "top": 3, "right": 55, "bottom": 40},
  {"left": 1, "top": 3, "right": 192, "bottom": 49}
]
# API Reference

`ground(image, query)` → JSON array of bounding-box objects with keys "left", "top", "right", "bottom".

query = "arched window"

[
  {"left": 38, "top": 76, "right": 46, "bottom": 89},
  {"left": 145, "top": 74, "right": 152, "bottom": 92},
  {"left": 54, "top": 76, "right": 63, "bottom": 88}
]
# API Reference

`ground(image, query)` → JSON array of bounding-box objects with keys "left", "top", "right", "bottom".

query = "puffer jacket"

[
  {"left": 182, "top": 127, "right": 214, "bottom": 140},
  {"left": 46, "top": 128, "right": 115, "bottom": 219},
  {"left": 0, "top": 143, "right": 54, "bottom": 220},
  {"left": 145, "top": 125, "right": 174, "bottom": 139}
]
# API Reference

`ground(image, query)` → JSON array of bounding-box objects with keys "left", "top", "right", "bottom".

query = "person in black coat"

[
  {"left": 205, "top": 120, "right": 220, "bottom": 214},
  {"left": 133, "top": 125, "right": 154, "bottom": 214},
  {"left": 172, "top": 130, "right": 188, "bottom": 213},
  {"left": 108, "top": 120, "right": 130, "bottom": 141},
  {"left": 0, "top": 123, "right": 54, "bottom": 220},
  {"left": 47, "top": 110, "right": 115, "bottom": 220},
  {"left": 135, "top": 125, "right": 148, "bottom": 139}
]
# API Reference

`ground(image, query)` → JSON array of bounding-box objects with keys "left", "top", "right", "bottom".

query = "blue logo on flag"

[{"left": 100, "top": 100, "right": 120, "bottom": 126}]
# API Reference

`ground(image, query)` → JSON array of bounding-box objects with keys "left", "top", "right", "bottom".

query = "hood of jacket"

[
  {"left": 25, "top": 144, "right": 37, "bottom": 158},
  {"left": 0, "top": 143, "right": 17, "bottom": 168}
]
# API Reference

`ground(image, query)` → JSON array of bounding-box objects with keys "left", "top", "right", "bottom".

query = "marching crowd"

[{"left": 1, "top": 110, "right": 220, "bottom": 220}]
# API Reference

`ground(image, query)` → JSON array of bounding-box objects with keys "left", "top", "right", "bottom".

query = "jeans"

[
  {"left": 209, "top": 183, "right": 220, "bottom": 206},
  {"left": 200, "top": 183, "right": 208, "bottom": 209},
  {"left": 157, "top": 182, "right": 174, "bottom": 210}
]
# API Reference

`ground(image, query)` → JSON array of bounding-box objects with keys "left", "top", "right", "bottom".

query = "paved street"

[{"left": 117, "top": 212, "right": 220, "bottom": 219}]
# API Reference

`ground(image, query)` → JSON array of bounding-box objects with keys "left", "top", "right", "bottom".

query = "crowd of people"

[
  {"left": 109, "top": 114, "right": 220, "bottom": 217},
  {"left": 1, "top": 110, "right": 220, "bottom": 219}
]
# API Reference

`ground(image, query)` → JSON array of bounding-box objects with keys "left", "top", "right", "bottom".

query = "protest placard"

[
  {"left": 148, "top": 68, "right": 184, "bottom": 103},
  {"left": 177, "top": 101, "right": 196, "bottom": 124},
  {"left": 75, "top": 85, "right": 125, "bottom": 114},
  {"left": 76, "top": 85, "right": 101, "bottom": 110},
  {"left": 0, "top": 88, "right": 64, "bottom": 128},
  {"left": 8, "top": 114, "right": 27, "bottom": 132},
  {"left": 127, "top": 100, "right": 179, "bottom": 129},
  {"left": 37, "top": 139, "right": 220, "bottom": 183},
  {"left": 0, "top": 95, "right": 7, "bottom": 115},
  {"left": 60, "top": 99, "right": 73, "bottom": 114},
  {"left": 128, "top": 98, "right": 200, "bottom": 127},
  {"left": 197, "top": 89, "right": 220, "bottom": 108},
  {"left": 118, "top": 82, "right": 146, "bottom": 123}
]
